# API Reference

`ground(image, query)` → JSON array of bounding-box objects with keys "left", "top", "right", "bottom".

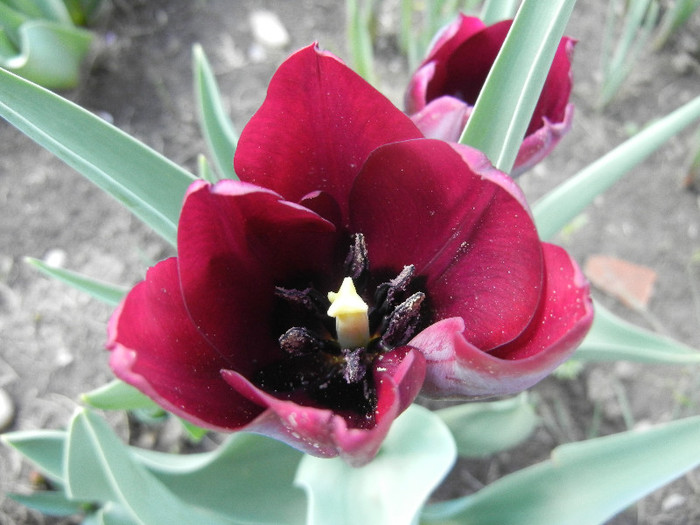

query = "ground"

[{"left": 1, "top": 0, "right": 700, "bottom": 523}]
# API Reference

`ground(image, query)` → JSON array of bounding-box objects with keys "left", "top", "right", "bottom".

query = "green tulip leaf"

[
  {"left": 25, "top": 257, "right": 127, "bottom": 306},
  {"left": 193, "top": 44, "right": 238, "bottom": 180},
  {"left": 0, "top": 19, "right": 92, "bottom": 89},
  {"left": 132, "top": 432, "right": 306, "bottom": 524},
  {"left": 534, "top": 93, "right": 700, "bottom": 240},
  {"left": 197, "top": 153, "right": 220, "bottom": 184},
  {"left": 422, "top": 414, "right": 700, "bottom": 525},
  {"left": 1, "top": 429, "right": 66, "bottom": 482},
  {"left": 295, "top": 405, "right": 456, "bottom": 525},
  {"left": 92, "top": 502, "right": 141, "bottom": 525},
  {"left": 8, "top": 490, "right": 88, "bottom": 517},
  {"left": 437, "top": 394, "right": 538, "bottom": 458},
  {"left": 460, "top": 0, "right": 576, "bottom": 174},
  {"left": 575, "top": 300, "right": 700, "bottom": 363},
  {"left": 480, "top": 0, "right": 519, "bottom": 25},
  {"left": 0, "top": 66, "right": 197, "bottom": 246},
  {"left": 81, "top": 379, "right": 160, "bottom": 411},
  {"left": 64, "top": 408, "right": 233, "bottom": 524}
]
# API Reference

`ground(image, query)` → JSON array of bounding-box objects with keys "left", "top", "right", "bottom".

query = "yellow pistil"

[{"left": 327, "top": 277, "right": 370, "bottom": 348}]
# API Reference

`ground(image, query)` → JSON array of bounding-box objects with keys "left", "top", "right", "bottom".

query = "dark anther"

[
  {"left": 279, "top": 327, "right": 324, "bottom": 356},
  {"left": 380, "top": 292, "right": 425, "bottom": 349},
  {"left": 275, "top": 286, "right": 329, "bottom": 316},
  {"left": 341, "top": 348, "right": 367, "bottom": 384},
  {"left": 372, "top": 264, "right": 416, "bottom": 321},
  {"left": 344, "top": 233, "right": 369, "bottom": 286}
]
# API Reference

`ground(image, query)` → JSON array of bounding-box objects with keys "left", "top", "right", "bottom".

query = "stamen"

[
  {"left": 344, "top": 233, "right": 369, "bottom": 284},
  {"left": 327, "top": 277, "right": 370, "bottom": 348},
  {"left": 279, "top": 327, "right": 323, "bottom": 356},
  {"left": 381, "top": 292, "right": 425, "bottom": 348}
]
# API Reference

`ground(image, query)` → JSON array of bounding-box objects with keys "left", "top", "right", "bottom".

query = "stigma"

[{"left": 327, "top": 277, "right": 371, "bottom": 348}]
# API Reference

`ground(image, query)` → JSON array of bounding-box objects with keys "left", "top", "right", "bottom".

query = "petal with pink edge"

[
  {"left": 221, "top": 348, "right": 425, "bottom": 466},
  {"left": 107, "top": 258, "right": 264, "bottom": 431},
  {"left": 412, "top": 244, "right": 593, "bottom": 398}
]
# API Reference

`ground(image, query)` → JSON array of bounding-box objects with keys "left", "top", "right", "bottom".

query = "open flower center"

[{"left": 253, "top": 233, "right": 426, "bottom": 427}]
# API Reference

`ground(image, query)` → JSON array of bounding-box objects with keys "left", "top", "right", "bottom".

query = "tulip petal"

[
  {"left": 234, "top": 44, "right": 422, "bottom": 224},
  {"left": 350, "top": 139, "right": 543, "bottom": 351},
  {"left": 177, "top": 180, "right": 339, "bottom": 375},
  {"left": 412, "top": 243, "right": 593, "bottom": 397},
  {"left": 409, "top": 95, "right": 470, "bottom": 141},
  {"left": 107, "top": 258, "right": 264, "bottom": 430},
  {"left": 221, "top": 347, "right": 425, "bottom": 466},
  {"left": 405, "top": 17, "right": 575, "bottom": 173}
]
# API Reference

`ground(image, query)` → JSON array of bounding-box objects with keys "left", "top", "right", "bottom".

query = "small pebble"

[
  {"left": 43, "top": 248, "right": 67, "bottom": 268},
  {"left": 0, "top": 388, "right": 15, "bottom": 432},
  {"left": 662, "top": 493, "right": 686, "bottom": 511},
  {"left": 249, "top": 10, "right": 290, "bottom": 49}
]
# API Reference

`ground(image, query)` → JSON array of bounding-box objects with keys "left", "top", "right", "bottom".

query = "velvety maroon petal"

[
  {"left": 107, "top": 258, "right": 264, "bottom": 430},
  {"left": 221, "top": 347, "right": 425, "bottom": 466},
  {"left": 409, "top": 96, "right": 470, "bottom": 141},
  {"left": 234, "top": 44, "right": 422, "bottom": 224},
  {"left": 177, "top": 180, "right": 339, "bottom": 376},
  {"left": 428, "top": 20, "right": 511, "bottom": 106},
  {"left": 412, "top": 244, "right": 593, "bottom": 398},
  {"left": 350, "top": 139, "right": 543, "bottom": 351},
  {"left": 527, "top": 37, "right": 575, "bottom": 137},
  {"left": 427, "top": 14, "right": 488, "bottom": 65}
]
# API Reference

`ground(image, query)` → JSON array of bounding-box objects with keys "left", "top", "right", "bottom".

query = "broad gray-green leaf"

[
  {"left": 1, "top": 429, "right": 66, "bottom": 482},
  {"left": 193, "top": 44, "right": 237, "bottom": 180},
  {"left": 437, "top": 394, "right": 538, "bottom": 458},
  {"left": 64, "top": 408, "right": 233, "bottom": 524},
  {"left": 81, "top": 379, "right": 160, "bottom": 411},
  {"left": 534, "top": 93, "right": 700, "bottom": 240},
  {"left": 422, "top": 415, "right": 700, "bottom": 525},
  {"left": 25, "top": 257, "right": 126, "bottom": 306},
  {"left": 296, "top": 405, "right": 456, "bottom": 525},
  {"left": 0, "top": 19, "right": 92, "bottom": 89},
  {"left": 460, "top": 0, "right": 575, "bottom": 173},
  {"left": 132, "top": 433, "right": 306, "bottom": 525},
  {"left": 8, "top": 491, "right": 87, "bottom": 517},
  {"left": 575, "top": 300, "right": 700, "bottom": 364},
  {"left": 480, "top": 0, "right": 519, "bottom": 25},
  {"left": 0, "top": 67, "right": 197, "bottom": 245}
]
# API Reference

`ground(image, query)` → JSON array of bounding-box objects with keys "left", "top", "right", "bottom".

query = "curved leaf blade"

[
  {"left": 1, "top": 429, "right": 66, "bottom": 482},
  {"left": 296, "top": 405, "right": 456, "bottom": 525},
  {"left": 133, "top": 433, "right": 306, "bottom": 525},
  {"left": 64, "top": 409, "right": 233, "bottom": 525},
  {"left": 437, "top": 394, "right": 538, "bottom": 458},
  {"left": 25, "top": 257, "right": 127, "bottom": 306},
  {"left": 534, "top": 93, "right": 700, "bottom": 240},
  {"left": 422, "top": 415, "right": 700, "bottom": 525},
  {"left": 192, "top": 44, "right": 237, "bottom": 180},
  {"left": 575, "top": 300, "right": 700, "bottom": 364},
  {"left": 0, "top": 67, "right": 197, "bottom": 245}
]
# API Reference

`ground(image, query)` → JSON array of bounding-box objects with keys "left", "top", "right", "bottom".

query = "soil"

[{"left": 1, "top": 1, "right": 700, "bottom": 524}]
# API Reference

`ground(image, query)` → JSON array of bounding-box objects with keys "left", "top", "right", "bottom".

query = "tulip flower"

[
  {"left": 108, "top": 44, "right": 592, "bottom": 466},
  {"left": 406, "top": 15, "right": 575, "bottom": 176}
]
